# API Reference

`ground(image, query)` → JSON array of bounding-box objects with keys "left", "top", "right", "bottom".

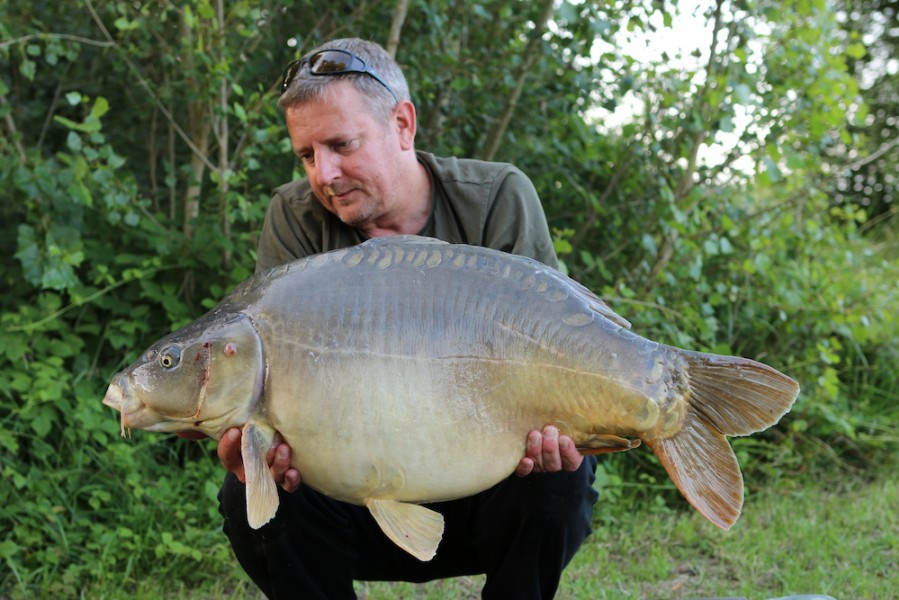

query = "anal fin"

[
  {"left": 241, "top": 422, "right": 279, "bottom": 529},
  {"left": 576, "top": 433, "right": 641, "bottom": 455},
  {"left": 366, "top": 499, "right": 444, "bottom": 561}
]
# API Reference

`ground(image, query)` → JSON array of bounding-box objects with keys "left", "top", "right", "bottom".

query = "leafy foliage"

[{"left": 1, "top": 0, "right": 896, "bottom": 596}]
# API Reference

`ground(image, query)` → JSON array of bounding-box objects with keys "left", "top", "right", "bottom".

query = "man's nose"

[{"left": 312, "top": 150, "right": 341, "bottom": 186}]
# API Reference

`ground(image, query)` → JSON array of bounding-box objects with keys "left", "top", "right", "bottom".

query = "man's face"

[{"left": 285, "top": 82, "right": 407, "bottom": 229}]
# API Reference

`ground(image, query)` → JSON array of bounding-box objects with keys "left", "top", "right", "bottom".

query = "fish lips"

[{"left": 103, "top": 374, "right": 165, "bottom": 434}]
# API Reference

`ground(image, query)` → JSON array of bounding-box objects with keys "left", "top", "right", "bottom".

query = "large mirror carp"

[{"left": 103, "top": 235, "right": 799, "bottom": 561}]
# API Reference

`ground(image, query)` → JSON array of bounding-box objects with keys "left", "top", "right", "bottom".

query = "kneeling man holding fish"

[
  {"left": 224, "top": 37, "right": 595, "bottom": 600},
  {"left": 213, "top": 37, "right": 592, "bottom": 599},
  {"left": 104, "top": 38, "right": 798, "bottom": 599}
]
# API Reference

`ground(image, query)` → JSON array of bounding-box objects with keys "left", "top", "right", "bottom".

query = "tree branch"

[
  {"left": 386, "top": 0, "right": 411, "bottom": 59},
  {"left": 0, "top": 33, "right": 115, "bottom": 49},
  {"left": 0, "top": 95, "right": 27, "bottom": 164},
  {"left": 481, "top": 0, "right": 554, "bottom": 162},
  {"left": 845, "top": 135, "right": 899, "bottom": 172},
  {"left": 673, "top": 0, "right": 725, "bottom": 200},
  {"left": 215, "top": 0, "right": 232, "bottom": 269}
]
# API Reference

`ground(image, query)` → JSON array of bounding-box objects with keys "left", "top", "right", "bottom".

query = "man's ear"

[{"left": 394, "top": 100, "right": 417, "bottom": 150}]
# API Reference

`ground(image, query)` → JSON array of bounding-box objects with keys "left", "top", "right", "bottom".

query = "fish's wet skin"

[{"left": 103, "top": 235, "right": 800, "bottom": 561}]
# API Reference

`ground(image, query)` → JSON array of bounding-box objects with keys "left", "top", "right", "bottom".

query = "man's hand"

[
  {"left": 178, "top": 428, "right": 301, "bottom": 492},
  {"left": 515, "top": 425, "right": 583, "bottom": 476},
  {"left": 215, "top": 427, "right": 301, "bottom": 493}
]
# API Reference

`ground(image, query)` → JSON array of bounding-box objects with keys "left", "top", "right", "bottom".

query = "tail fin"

[{"left": 647, "top": 351, "right": 800, "bottom": 530}]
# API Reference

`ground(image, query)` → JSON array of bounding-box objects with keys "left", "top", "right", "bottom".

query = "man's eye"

[{"left": 335, "top": 139, "right": 359, "bottom": 152}]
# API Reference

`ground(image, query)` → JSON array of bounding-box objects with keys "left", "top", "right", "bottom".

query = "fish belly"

[{"left": 270, "top": 354, "right": 528, "bottom": 504}]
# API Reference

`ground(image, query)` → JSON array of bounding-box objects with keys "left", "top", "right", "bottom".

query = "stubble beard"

[{"left": 325, "top": 186, "right": 379, "bottom": 228}]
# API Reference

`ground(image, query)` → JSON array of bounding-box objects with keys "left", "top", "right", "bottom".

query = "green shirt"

[{"left": 255, "top": 151, "right": 557, "bottom": 272}]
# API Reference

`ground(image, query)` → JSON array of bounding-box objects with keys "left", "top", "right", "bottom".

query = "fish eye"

[{"left": 158, "top": 346, "right": 181, "bottom": 369}]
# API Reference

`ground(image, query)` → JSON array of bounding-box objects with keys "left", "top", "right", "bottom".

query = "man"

[{"left": 214, "top": 38, "right": 599, "bottom": 599}]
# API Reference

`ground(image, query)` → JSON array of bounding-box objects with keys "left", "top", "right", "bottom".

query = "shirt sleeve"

[
  {"left": 255, "top": 185, "right": 322, "bottom": 273},
  {"left": 481, "top": 165, "right": 559, "bottom": 269}
]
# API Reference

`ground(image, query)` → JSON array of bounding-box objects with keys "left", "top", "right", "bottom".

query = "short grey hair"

[{"left": 278, "top": 38, "right": 410, "bottom": 124}]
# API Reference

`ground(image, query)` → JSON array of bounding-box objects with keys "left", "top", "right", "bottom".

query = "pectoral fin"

[
  {"left": 576, "top": 433, "right": 641, "bottom": 455},
  {"left": 365, "top": 499, "right": 444, "bottom": 561},
  {"left": 241, "top": 422, "right": 279, "bottom": 529}
]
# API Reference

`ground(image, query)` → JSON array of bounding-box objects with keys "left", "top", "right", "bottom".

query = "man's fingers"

[
  {"left": 526, "top": 429, "right": 543, "bottom": 470},
  {"left": 540, "top": 426, "right": 562, "bottom": 472},
  {"left": 282, "top": 469, "right": 302, "bottom": 493},
  {"left": 271, "top": 444, "right": 291, "bottom": 478},
  {"left": 270, "top": 442, "right": 302, "bottom": 492},
  {"left": 558, "top": 434, "right": 585, "bottom": 471},
  {"left": 217, "top": 428, "right": 245, "bottom": 482},
  {"left": 516, "top": 456, "right": 535, "bottom": 477},
  {"left": 519, "top": 427, "right": 584, "bottom": 475}
]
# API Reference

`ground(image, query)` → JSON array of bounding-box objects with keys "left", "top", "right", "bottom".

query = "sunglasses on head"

[{"left": 280, "top": 49, "right": 399, "bottom": 103}]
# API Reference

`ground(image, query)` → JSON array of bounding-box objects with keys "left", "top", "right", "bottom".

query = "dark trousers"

[{"left": 219, "top": 456, "right": 598, "bottom": 599}]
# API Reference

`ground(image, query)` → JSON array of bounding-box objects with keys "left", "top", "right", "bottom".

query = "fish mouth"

[
  {"left": 103, "top": 377, "right": 200, "bottom": 436},
  {"left": 102, "top": 380, "right": 124, "bottom": 410},
  {"left": 102, "top": 382, "right": 129, "bottom": 437},
  {"left": 103, "top": 377, "right": 153, "bottom": 437},
  {"left": 103, "top": 381, "right": 133, "bottom": 437}
]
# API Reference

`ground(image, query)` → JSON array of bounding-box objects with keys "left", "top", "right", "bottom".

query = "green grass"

[
  {"left": 354, "top": 472, "right": 898, "bottom": 599},
  {"left": 72, "top": 469, "right": 897, "bottom": 600},
  {"left": 557, "top": 475, "right": 897, "bottom": 599}
]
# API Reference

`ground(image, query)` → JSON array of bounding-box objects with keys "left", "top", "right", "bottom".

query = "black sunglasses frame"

[{"left": 280, "top": 49, "right": 399, "bottom": 103}]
